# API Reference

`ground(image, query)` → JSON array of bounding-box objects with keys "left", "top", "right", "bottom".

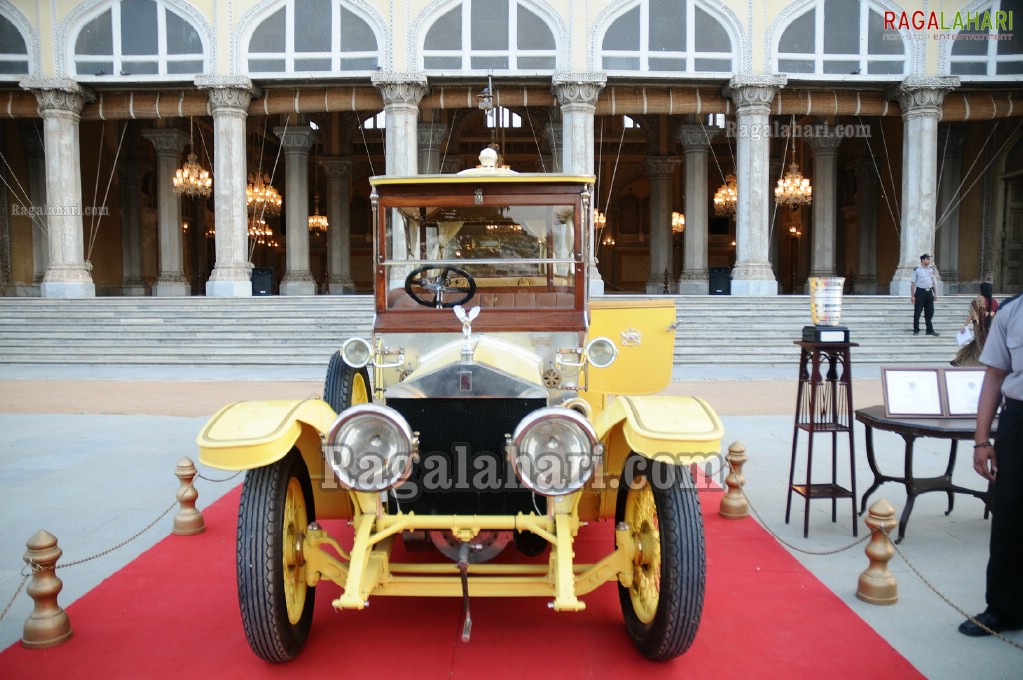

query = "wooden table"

[{"left": 854, "top": 404, "right": 993, "bottom": 543}]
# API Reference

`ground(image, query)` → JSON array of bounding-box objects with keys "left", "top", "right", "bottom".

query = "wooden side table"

[{"left": 785, "top": 340, "right": 859, "bottom": 537}]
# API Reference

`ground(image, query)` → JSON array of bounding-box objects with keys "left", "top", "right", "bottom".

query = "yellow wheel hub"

[
  {"left": 352, "top": 373, "right": 369, "bottom": 405},
  {"left": 282, "top": 477, "right": 309, "bottom": 625},
  {"left": 625, "top": 478, "right": 661, "bottom": 625}
]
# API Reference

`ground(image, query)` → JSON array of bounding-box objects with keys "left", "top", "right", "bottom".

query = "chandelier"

[
  {"left": 671, "top": 211, "right": 685, "bottom": 234},
  {"left": 246, "top": 172, "right": 283, "bottom": 216},
  {"left": 173, "top": 118, "right": 212, "bottom": 198},
  {"left": 248, "top": 217, "right": 274, "bottom": 245},
  {"left": 308, "top": 192, "right": 328, "bottom": 234},
  {"left": 602, "top": 233, "right": 616, "bottom": 248},
  {"left": 775, "top": 149, "right": 812, "bottom": 211},
  {"left": 594, "top": 210, "right": 607, "bottom": 229},
  {"left": 713, "top": 174, "right": 737, "bottom": 217}
]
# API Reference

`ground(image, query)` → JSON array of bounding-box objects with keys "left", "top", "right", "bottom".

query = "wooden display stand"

[{"left": 785, "top": 340, "right": 859, "bottom": 537}]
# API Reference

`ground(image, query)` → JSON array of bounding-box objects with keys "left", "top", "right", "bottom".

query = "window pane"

[
  {"left": 471, "top": 56, "right": 508, "bottom": 69},
  {"left": 425, "top": 56, "right": 462, "bottom": 69},
  {"left": 121, "top": 60, "right": 159, "bottom": 74},
  {"left": 250, "top": 8, "right": 286, "bottom": 53},
  {"left": 867, "top": 10, "right": 903, "bottom": 55},
  {"left": 603, "top": 55, "right": 640, "bottom": 70},
  {"left": 997, "top": 61, "right": 1023, "bottom": 74},
  {"left": 471, "top": 0, "right": 508, "bottom": 50},
  {"left": 649, "top": 0, "right": 684, "bottom": 51},
  {"left": 866, "top": 60, "right": 904, "bottom": 75},
  {"left": 603, "top": 7, "right": 639, "bottom": 51},
  {"left": 340, "top": 6, "right": 377, "bottom": 52},
  {"left": 517, "top": 5, "right": 554, "bottom": 50},
  {"left": 0, "top": 61, "right": 28, "bottom": 74},
  {"left": 339, "top": 56, "right": 378, "bottom": 70},
  {"left": 166, "top": 11, "right": 203, "bottom": 55},
  {"left": 0, "top": 16, "right": 26, "bottom": 54},
  {"left": 167, "top": 59, "right": 203, "bottom": 74},
  {"left": 823, "top": 59, "right": 860, "bottom": 74},
  {"left": 779, "top": 11, "right": 814, "bottom": 54},
  {"left": 778, "top": 58, "right": 814, "bottom": 73},
  {"left": 295, "top": 0, "right": 331, "bottom": 52},
  {"left": 121, "top": 0, "right": 158, "bottom": 56},
  {"left": 822, "top": 0, "right": 858, "bottom": 54},
  {"left": 694, "top": 57, "right": 732, "bottom": 72},
  {"left": 425, "top": 7, "right": 460, "bottom": 50},
  {"left": 249, "top": 58, "right": 286, "bottom": 72},
  {"left": 952, "top": 29, "right": 988, "bottom": 55},
  {"left": 950, "top": 61, "right": 987, "bottom": 75},
  {"left": 76, "top": 10, "right": 113, "bottom": 56},
  {"left": 517, "top": 56, "right": 555, "bottom": 69},
  {"left": 295, "top": 57, "right": 331, "bottom": 71},
  {"left": 649, "top": 56, "right": 684, "bottom": 71},
  {"left": 76, "top": 60, "right": 113, "bottom": 75},
  {"left": 694, "top": 7, "right": 730, "bottom": 53},
  {"left": 998, "top": 32, "right": 1023, "bottom": 55}
]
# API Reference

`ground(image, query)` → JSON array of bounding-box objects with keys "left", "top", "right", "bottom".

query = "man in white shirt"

[{"left": 910, "top": 253, "right": 940, "bottom": 336}]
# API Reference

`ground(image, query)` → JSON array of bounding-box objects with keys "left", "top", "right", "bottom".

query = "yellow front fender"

[
  {"left": 196, "top": 399, "right": 337, "bottom": 471},
  {"left": 595, "top": 395, "right": 723, "bottom": 465}
]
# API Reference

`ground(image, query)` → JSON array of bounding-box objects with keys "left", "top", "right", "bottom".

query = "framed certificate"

[
  {"left": 882, "top": 368, "right": 945, "bottom": 418},
  {"left": 943, "top": 368, "right": 986, "bottom": 417}
]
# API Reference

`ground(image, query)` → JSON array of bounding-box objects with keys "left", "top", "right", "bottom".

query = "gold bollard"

[
  {"left": 22, "top": 530, "right": 73, "bottom": 648},
  {"left": 719, "top": 441, "right": 749, "bottom": 519},
  {"left": 173, "top": 457, "right": 205, "bottom": 536},
  {"left": 856, "top": 498, "right": 898, "bottom": 605}
]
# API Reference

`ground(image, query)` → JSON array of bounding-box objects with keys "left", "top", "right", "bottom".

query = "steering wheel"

[{"left": 404, "top": 265, "right": 477, "bottom": 308}]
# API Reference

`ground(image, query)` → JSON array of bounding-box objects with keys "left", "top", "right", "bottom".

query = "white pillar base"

[
  {"left": 280, "top": 280, "right": 317, "bottom": 296},
  {"left": 678, "top": 279, "right": 709, "bottom": 295},
  {"left": 122, "top": 285, "right": 147, "bottom": 296},
  {"left": 587, "top": 278, "right": 605, "bottom": 296},
  {"left": 41, "top": 281, "right": 95, "bottom": 297},
  {"left": 730, "top": 279, "right": 778, "bottom": 296},
  {"left": 207, "top": 279, "right": 252, "bottom": 297},
  {"left": 154, "top": 281, "right": 190, "bottom": 297}
]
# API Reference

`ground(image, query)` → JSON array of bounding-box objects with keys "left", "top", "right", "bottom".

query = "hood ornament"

[{"left": 454, "top": 305, "right": 481, "bottom": 363}]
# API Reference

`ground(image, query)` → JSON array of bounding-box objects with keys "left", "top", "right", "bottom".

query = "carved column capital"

[
  {"left": 372, "top": 72, "right": 429, "bottom": 109},
  {"left": 320, "top": 157, "right": 353, "bottom": 179},
  {"left": 725, "top": 75, "right": 786, "bottom": 114},
  {"left": 888, "top": 76, "right": 959, "bottom": 121},
  {"left": 675, "top": 124, "right": 719, "bottom": 152},
  {"left": 274, "top": 126, "right": 316, "bottom": 154},
  {"left": 196, "top": 76, "right": 258, "bottom": 117},
  {"left": 808, "top": 124, "right": 842, "bottom": 155},
  {"left": 21, "top": 78, "right": 93, "bottom": 118},
  {"left": 418, "top": 122, "right": 448, "bottom": 147},
  {"left": 142, "top": 128, "right": 189, "bottom": 157},
  {"left": 645, "top": 156, "right": 680, "bottom": 177},
  {"left": 551, "top": 73, "right": 606, "bottom": 110}
]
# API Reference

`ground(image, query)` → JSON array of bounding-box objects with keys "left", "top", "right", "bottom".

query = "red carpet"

[{"left": 0, "top": 487, "right": 921, "bottom": 679}]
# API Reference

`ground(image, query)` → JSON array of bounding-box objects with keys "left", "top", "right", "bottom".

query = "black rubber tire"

[
  {"left": 616, "top": 454, "right": 706, "bottom": 661},
  {"left": 237, "top": 449, "right": 316, "bottom": 663},
  {"left": 323, "top": 350, "right": 371, "bottom": 413}
]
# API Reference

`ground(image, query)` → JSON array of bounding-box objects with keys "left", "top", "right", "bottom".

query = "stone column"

[
  {"left": 645, "top": 157, "right": 679, "bottom": 293},
  {"left": 21, "top": 122, "right": 48, "bottom": 290},
  {"left": 274, "top": 125, "right": 316, "bottom": 295},
  {"left": 117, "top": 158, "right": 146, "bottom": 295},
  {"left": 676, "top": 124, "right": 717, "bottom": 294},
  {"left": 851, "top": 159, "right": 880, "bottom": 294},
  {"left": 887, "top": 76, "right": 959, "bottom": 295},
  {"left": 141, "top": 129, "right": 189, "bottom": 296},
  {"left": 21, "top": 78, "right": 95, "bottom": 297},
  {"left": 936, "top": 124, "right": 966, "bottom": 293},
  {"left": 544, "top": 122, "right": 563, "bottom": 173},
  {"left": 0, "top": 125, "right": 9, "bottom": 296},
  {"left": 552, "top": 74, "right": 606, "bottom": 295},
  {"left": 196, "top": 76, "right": 258, "bottom": 297},
  {"left": 807, "top": 125, "right": 842, "bottom": 281},
  {"left": 726, "top": 75, "right": 786, "bottom": 296},
  {"left": 372, "top": 73, "right": 428, "bottom": 176},
  {"left": 322, "top": 157, "right": 355, "bottom": 294},
  {"left": 418, "top": 122, "right": 447, "bottom": 175}
]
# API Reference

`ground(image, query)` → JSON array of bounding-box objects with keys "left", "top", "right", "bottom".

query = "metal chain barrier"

[
  {"left": 740, "top": 487, "right": 869, "bottom": 556},
  {"left": 196, "top": 470, "right": 242, "bottom": 483},
  {"left": 0, "top": 574, "right": 30, "bottom": 625}
]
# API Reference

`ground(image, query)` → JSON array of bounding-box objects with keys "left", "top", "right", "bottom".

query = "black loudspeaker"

[
  {"left": 252, "top": 268, "right": 273, "bottom": 296},
  {"left": 709, "top": 267, "right": 731, "bottom": 295}
]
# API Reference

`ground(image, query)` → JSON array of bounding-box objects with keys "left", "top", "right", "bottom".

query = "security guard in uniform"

[
  {"left": 961, "top": 292, "right": 1023, "bottom": 636},
  {"left": 910, "top": 253, "right": 940, "bottom": 336}
]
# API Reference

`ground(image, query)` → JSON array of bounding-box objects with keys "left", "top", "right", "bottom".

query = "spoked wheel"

[
  {"left": 237, "top": 449, "right": 316, "bottom": 663},
  {"left": 616, "top": 453, "right": 706, "bottom": 661},
  {"left": 324, "top": 350, "right": 371, "bottom": 413}
]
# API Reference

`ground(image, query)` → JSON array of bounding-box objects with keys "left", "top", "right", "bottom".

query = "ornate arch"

[
  {"left": 588, "top": 0, "right": 745, "bottom": 74},
  {"left": 0, "top": 0, "right": 40, "bottom": 77},
  {"left": 234, "top": 0, "right": 391, "bottom": 76},
  {"left": 58, "top": 0, "right": 213, "bottom": 78},
  {"left": 937, "top": 0, "right": 1020, "bottom": 77}
]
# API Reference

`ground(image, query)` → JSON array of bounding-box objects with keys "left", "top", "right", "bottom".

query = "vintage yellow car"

[{"left": 197, "top": 149, "right": 724, "bottom": 663}]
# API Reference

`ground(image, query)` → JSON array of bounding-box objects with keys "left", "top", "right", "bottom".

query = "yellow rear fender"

[
  {"left": 595, "top": 396, "right": 724, "bottom": 470},
  {"left": 196, "top": 399, "right": 337, "bottom": 471}
]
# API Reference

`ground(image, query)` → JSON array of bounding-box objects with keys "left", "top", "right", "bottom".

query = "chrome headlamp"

[
  {"left": 340, "top": 337, "right": 373, "bottom": 368},
  {"left": 506, "top": 407, "right": 602, "bottom": 496},
  {"left": 555, "top": 336, "right": 618, "bottom": 370},
  {"left": 325, "top": 404, "right": 417, "bottom": 492}
]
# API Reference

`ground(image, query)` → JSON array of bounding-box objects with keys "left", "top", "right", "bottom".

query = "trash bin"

[
  {"left": 252, "top": 268, "right": 273, "bottom": 296},
  {"left": 709, "top": 267, "right": 731, "bottom": 295}
]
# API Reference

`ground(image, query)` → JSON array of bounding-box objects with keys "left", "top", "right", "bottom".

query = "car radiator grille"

[{"left": 386, "top": 397, "right": 547, "bottom": 515}]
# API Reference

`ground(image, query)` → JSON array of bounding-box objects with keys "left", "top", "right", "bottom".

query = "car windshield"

[{"left": 382, "top": 203, "right": 578, "bottom": 310}]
